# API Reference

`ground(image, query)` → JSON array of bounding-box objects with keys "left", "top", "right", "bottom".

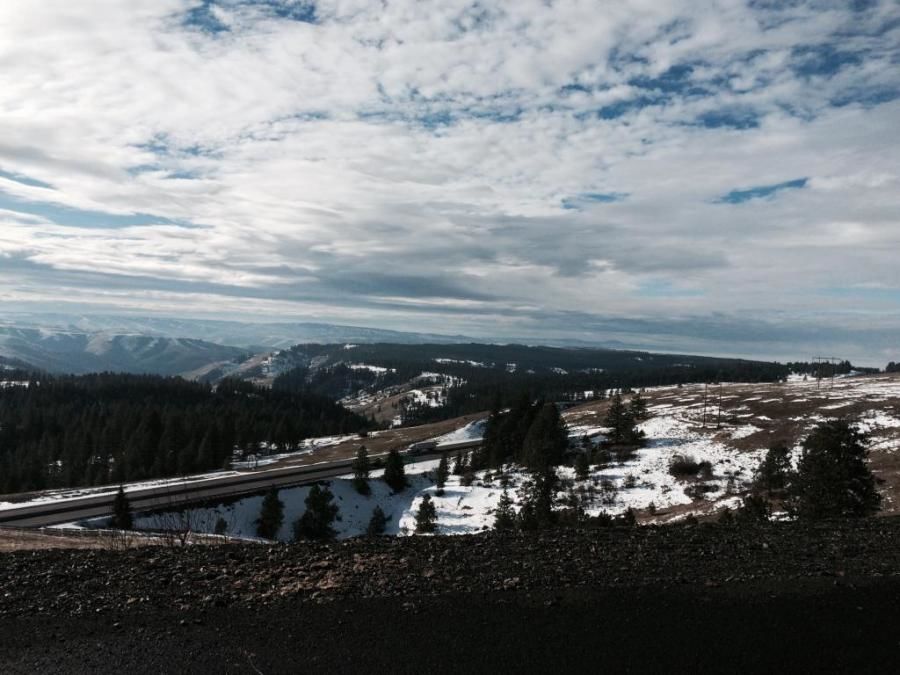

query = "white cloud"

[{"left": 0, "top": 0, "right": 898, "bottom": 360}]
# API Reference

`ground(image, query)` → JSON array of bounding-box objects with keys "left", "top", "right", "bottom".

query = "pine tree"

[
  {"left": 352, "top": 445, "right": 371, "bottom": 496},
  {"left": 735, "top": 494, "right": 770, "bottom": 523},
  {"left": 521, "top": 403, "right": 568, "bottom": 471},
  {"left": 293, "top": 484, "right": 340, "bottom": 541},
  {"left": 493, "top": 489, "right": 516, "bottom": 531},
  {"left": 111, "top": 485, "right": 132, "bottom": 530},
  {"left": 383, "top": 449, "right": 408, "bottom": 492},
  {"left": 480, "top": 402, "right": 505, "bottom": 468},
  {"left": 604, "top": 394, "right": 645, "bottom": 447},
  {"left": 754, "top": 443, "right": 792, "bottom": 496},
  {"left": 435, "top": 454, "right": 449, "bottom": 494},
  {"left": 366, "top": 505, "right": 389, "bottom": 536},
  {"left": 574, "top": 452, "right": 590, "bottom": 481},
  {"left": 452, "top": 451, "right": 465, "bottom": 476},
  {"left": 629, "top": 392, "right": 649, "bottom": 421},
  {"left": 255, "top": 488, "right": 284, "bottom": 539},
  {"left": 790, "top": 420, "right": 881, "bottom": 519},
  {"left": 518, "top": 467, "right": 557, "bottom": 529},
  {"left": 414, "top": 493, "right": 438, "bottom": 534}
]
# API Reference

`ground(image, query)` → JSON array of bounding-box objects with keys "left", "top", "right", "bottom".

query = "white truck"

[{"left": 407, "top": 440, "right": 438, "bottom": 455}]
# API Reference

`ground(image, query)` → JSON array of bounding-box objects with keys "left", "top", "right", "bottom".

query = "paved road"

[{"left": 0, "top": 439, "right": 482, "bottom": 528}]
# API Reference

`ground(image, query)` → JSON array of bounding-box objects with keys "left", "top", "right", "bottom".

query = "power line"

[{"left": 812, "top": 356, "right": 841, "bottom": 389}]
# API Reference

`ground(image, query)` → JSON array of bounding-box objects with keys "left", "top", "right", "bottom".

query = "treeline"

[
  {"left": 286, "top": 342, "right": 778, "bottom": 375},
  {"left": 273, "top": 362, "right": 418, "bottom": 400},
  {"left": 474, "top": 396, "right": 570, "bottom": 472},
  {"left": 786, "top": 360, "right": 878, "bottom": 377},
  {"left": 399, "top": 361, "right": 788, "bottom": 426},
  {"left": 0, "top": 373, "right": 369, "bottom": 494},
  {"left": 270, "top": 343, "right": 790, "bottom": 427}
]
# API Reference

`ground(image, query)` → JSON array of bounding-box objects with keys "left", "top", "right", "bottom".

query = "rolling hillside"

[{"left": 0, "top": 327, "right": 250, "bottom": 376}]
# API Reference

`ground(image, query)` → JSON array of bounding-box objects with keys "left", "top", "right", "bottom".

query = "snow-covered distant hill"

[
  {"left": 0, "top": 326, "right": 249, "bottom": 376},
  {"left": 0, "top": 313, "right": 472, "bottom": 350}
]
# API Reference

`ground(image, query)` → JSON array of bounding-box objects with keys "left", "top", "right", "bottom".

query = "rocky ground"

[{"left": 2, "top": 519, "right": 900, "bottom": 672}]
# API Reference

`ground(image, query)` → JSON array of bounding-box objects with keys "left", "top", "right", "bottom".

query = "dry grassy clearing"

[{"left": 566, "top": 372, "right": 900, "bottom": 516}]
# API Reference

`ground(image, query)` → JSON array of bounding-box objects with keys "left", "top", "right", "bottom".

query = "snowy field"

[
  {"left": 83, "top": 407, "right": 765, "bottom": 540},
  {"left": 14, "top": 373, "right": 900, "bottom": 537},
  {"left": 70, "top": 374, "right": 900, "bottom": 538}
]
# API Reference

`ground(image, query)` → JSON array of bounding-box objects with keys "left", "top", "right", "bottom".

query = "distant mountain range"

[
  {"left": 0, "top": 313, "right": 473, "bottom": 350},
  {"left": 0, "top": 327, "right": 250, "bottom": 376},
  {"left": 0, "top": 312, "right": 788, "bottom": 379},
  {"left": 0, "top": 313, "right": 482, "bottom": 376}
]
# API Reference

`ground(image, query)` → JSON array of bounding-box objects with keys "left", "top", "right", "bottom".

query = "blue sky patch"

[
  {"left": 695, "top": 108, "right": 760, "bottom": 129},
  {"left": 182, "top": 1, "right": 317, "bottom": 33},
  {"left": 0, "top": 193, "right": 185, "bottom": 229},
  {"left": 792, "top": 44, "right": 863, "bottom": 78},
  {"left": 637, "top": 280, "right": 704, "bottom": 299},
  {"left": 629, "top": 64, "right": 699, "bottom": 94},
  {"left": 562, "top": 193, "right": 628, "bottom": 210},
  {"left": 0, "top": 169, "right": 53, "bottom": 189},
  {"left": 589, "top": 96, "right": 663, "bottom": 120},
  {"left": 716, "top": 178, "right": 808, "bottom": 204}
]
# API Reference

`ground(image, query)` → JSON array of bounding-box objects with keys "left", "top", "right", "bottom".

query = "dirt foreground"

[{"left": 2, "top": 519, "right": 899, "bottom": 672}]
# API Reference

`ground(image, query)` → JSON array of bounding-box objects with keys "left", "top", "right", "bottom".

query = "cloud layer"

[{"left": 1, "top": 1, "right": 899, "bottom": 362}]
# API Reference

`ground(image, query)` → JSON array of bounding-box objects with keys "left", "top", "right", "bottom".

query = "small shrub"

[
  {"left": 669, "top": 454, "right": 701, "bottom": 478},
  {"left": 619, "top": 508, "right": 637, "bottom": 526},
  {"left": 736, "top": 494, "right": 770, "bottom": 523},
  {"left": 366, "top": 505, "right": 389, "bottom": 536},
  {"left": 599, "top": 478, "right": 617, "bottom": 506},
  {"left": 685, "top": 483, "right": 717, "bottom": 500},
  {"left": 587, "top": 511, "right": 613, "bottom": 527},
  {"left": 615, "top": 446, "right": 637, "bottom": 464},
  {"left": 574, "top": 452, "right": 590, "bottom": 481},
  {"left": 594, "top": 448, "right": 612, "bottom": 466},
  {"left": 213, "top": 517, "right": 228, "bottom": 536}
]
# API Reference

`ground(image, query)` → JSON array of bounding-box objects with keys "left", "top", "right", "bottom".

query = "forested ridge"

[
  {"left": 404, "top": 361, "right": 790, "bottom": 426},
  {"left": 0, "top": 374, "right": 369, "bottom": 494},
  {"left": 275, "top": 352, "right": 792, "bottom": 426},
  {"left": 244, "top": 344, "right": 880, "bottom": 426}
]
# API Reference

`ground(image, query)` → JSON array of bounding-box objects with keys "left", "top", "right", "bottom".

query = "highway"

[{"left": 0, "top": 439, "right": 482, "bottom": 528}]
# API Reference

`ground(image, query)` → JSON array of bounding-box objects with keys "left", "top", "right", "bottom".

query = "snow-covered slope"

[{"left": 73, "top": 374, "right": 900, "bottom": 538}]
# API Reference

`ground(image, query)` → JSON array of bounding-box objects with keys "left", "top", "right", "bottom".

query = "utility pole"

[
  {"left": 813, "top": 357, "right": 841, "bottom": 390},
  {"left": 702, "top": 382, "right": 708, "bottom": 427},
  {"left": 716, "top": 382, "right": 723, "bottom": 429}
]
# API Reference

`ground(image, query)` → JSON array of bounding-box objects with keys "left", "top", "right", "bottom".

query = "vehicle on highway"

[{"left": 407, "top": 440, "right": 438, "bottom": 455}]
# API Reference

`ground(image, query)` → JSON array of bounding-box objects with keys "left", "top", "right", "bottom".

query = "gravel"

[{"left": 3, "top": 518, "right": 900, "bottom": 619}]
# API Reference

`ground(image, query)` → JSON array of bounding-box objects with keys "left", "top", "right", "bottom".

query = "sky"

[{"left": 1, "top": 1, "right": 899, "bottom": 364}]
